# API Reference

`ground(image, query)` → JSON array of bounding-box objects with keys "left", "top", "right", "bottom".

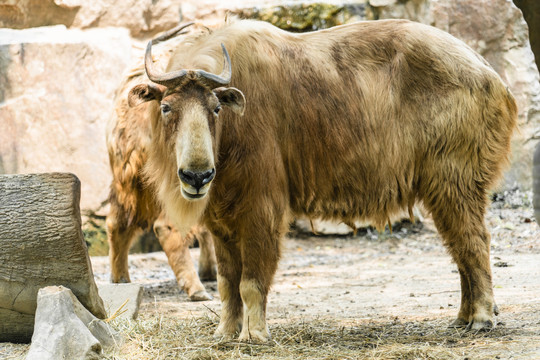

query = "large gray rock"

[
  {"left": 0, "top": 0, "right": 183, "bottom": 39},
  {"left": 26, "top": 286, "right": 120, "bottom": 360},
  {"left": 0, "top": 0, "right": 80, "bottom": 29},
  {"left": 65, "top": 0, "right": 183, "bottom": 39},
  {"left": 0, "top": 26, "right": 131, "bottom": 211},
  {"left": 0, "top": 173, "right": 106, "bottom": 343},
  {"left": 98, "top": 283, "right": 143, "bottom": 320}
]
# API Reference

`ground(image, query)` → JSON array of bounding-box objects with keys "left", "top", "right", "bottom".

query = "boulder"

[
  {"left": 0, "top": 0, "right": 80, "bottom": 29},
  {"left": 26, "top": 286, "right": 120, "bottom": 360},
  {"left": 97, "top": 283, "right": 144, "bottom": 320},
  {"left": 369, "top": 0, "right": 397, "bottom": 7},
  {"left": 0, "top": 26, "right": 131, "bottom": 211},
  {"left": 0, "top": 0, "right": 183, "bottom": 39},
  {"left": 295, "top": 218, "right": 359, "bottom": 236},
  {"left": 65, "top": 0, "right": 184, "bottom": 39},
  {"left": 534, "top": 142, "right": 540, "bottom": 224},
  {"left": 0, "top": 173, "right": 106, "bottom": 343}
]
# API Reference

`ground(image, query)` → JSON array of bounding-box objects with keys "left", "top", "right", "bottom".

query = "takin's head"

[{"left": 127, "top": 36, "right": 245, "bottom": 201}]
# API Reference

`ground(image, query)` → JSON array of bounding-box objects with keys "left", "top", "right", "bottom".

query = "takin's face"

[{"left": 128, "top": 79, "right": 245, "bottom": 201}]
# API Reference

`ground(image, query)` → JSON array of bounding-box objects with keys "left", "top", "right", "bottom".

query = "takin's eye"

[
  {"left": 160, "top": 103, "right": 171, "bottom": 114},
  {"left": 214, "top": 105, "right": 221, "bottom": 115}
]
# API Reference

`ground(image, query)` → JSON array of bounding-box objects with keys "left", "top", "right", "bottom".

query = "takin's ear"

[
  {"left": 214, "top": 87, "right": 246, "bottom": 116},
  {"left": 128, "top": 83, "right": 166, "bottom": 107}
]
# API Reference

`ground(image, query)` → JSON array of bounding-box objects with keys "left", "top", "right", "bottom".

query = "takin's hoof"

[
  {"left": 198, "top": 268, "right": 217, "bottom": 281},
  {"left": 213, "top": 331, "right": 236, "bottom": 342},
  {"left": 466, "top": 319, "right": 495, "bottom": 332},
  {"left": 448, "top": 318, "right": 469, "bottom": 329},
  {"left": 238, "top": 328, "right": 271, "bottom": 343},
  {"left": 188, "top": 290, "right": 213, "bottom": 301},
  {"left": 110, "top": 275, "right": 130, "bottom": 283}
]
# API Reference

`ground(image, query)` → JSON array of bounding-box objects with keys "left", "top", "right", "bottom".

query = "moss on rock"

[
  {"left": 82, "top": 217, "right": 162, "bottom": 257},
  {"left": 82, "top": 218, "right": 109, "bottom": 256},
  {"left": 237, "top": 2, "right": 373, "bottom": 32}
]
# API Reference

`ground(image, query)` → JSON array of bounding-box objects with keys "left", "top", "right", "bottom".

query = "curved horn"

[
  {"left": 153, "top": 22, "right": 195, "bottom": 44},
  {"left": 144, "top": 22, "right": 195, "bottom": 85},
  {"left": 145, "top": 40, "right": 188, "bottom": 85},
  {"left": 196, "top": 44, "right": 232, "bottom": 88},
  {"left": 145, "top": 41, "right": 232, "bottom": 88}
]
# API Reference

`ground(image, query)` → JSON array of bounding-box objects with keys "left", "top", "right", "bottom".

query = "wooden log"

[{"left": 0, "top": 173, "right": 106, "bottom": 343}]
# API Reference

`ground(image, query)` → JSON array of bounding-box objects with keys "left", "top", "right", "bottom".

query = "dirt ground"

[{"left": 1, "top": 193, "right": 539, "bottom": 359}]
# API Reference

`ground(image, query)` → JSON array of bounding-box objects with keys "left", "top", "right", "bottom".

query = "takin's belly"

[{"left": 289, "top": 175, "right": 414, "bottom": 231}]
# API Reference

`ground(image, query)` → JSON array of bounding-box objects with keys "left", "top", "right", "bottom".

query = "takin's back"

[{"left": 175, "top": 19, "right": 517, "bottom": 228}]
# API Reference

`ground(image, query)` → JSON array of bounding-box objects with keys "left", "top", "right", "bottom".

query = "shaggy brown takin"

[
  {"left": 128, "top": 19, "right": 517, "bottom": 342},
  {"left": 106, "top": 23, "right": 217, "bottom": 301}
]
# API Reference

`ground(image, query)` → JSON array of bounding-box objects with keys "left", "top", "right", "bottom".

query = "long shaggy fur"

[
  {"left": 140, "top": 19, "right": 517, "bottom": 341},
  {"left": 106, "top": 43, "right": 217, "bottom": 298}
]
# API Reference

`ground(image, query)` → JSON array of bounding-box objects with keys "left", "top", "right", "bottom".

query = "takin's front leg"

[
  {"left": 153, "top": 218, "right": 212, "bottom": 301},
  {"left": 213, "top": 236, "right": 243, "bottom": 340},
  {"left": 237, "top": 229, "right": 281, "bottom": 343}
]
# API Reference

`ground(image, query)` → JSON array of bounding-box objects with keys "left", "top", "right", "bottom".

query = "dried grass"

[
  {"left": 103, "top": 311, "right": 530, "bottom": 360},
  {"left": 0, "top": 343, "right": 30, "bottom": 360},
  {"left": 105, "top": 298, "right": 130, "bottom": 323}
]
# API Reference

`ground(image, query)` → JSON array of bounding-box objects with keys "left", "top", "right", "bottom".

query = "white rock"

[
  {"left": 369, "top": 0, "right": 397, "bottom": 7},
  {"left": 26, "top": 286, "right": 121, "bottom": 360},
  {"left": 98, "top": 283, "right": 144, "bottom": 320},
  {"left": 295, "top": 218, "right": 359, "bottom": 235}
]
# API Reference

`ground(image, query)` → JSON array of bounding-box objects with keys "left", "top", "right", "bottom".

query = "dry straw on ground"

[{"left": 104, "top": 310, "right": 531, "bottom": 360}]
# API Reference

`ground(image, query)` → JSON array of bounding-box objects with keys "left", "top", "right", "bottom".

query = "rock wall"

[
  {"left": 0, "top": 0, "right": 183, "bottom": 38},
  {"left": 0, "top": 0, "right": 539, "bottom": 213},
  {"left": 0, "top": 26, "right": 131, "bottom": 210}
]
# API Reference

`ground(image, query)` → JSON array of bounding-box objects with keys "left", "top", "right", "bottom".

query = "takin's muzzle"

[{"left": 178, "top": 168, "right": 215, "bottom": 200}]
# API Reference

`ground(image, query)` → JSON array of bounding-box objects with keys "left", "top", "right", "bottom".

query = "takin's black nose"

[{"left": 179, "top": 168, "right": 216, "bottom": 191}]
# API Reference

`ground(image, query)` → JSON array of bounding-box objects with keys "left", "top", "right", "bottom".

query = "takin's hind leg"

[
  {"left": 153, "top": 218, "right": 212, "bottom": 301},
  {"left": 106, "top": 209, "right": 139, "bottom": 283},
  {"left": 429, "top": 192, "right": 498, "bottom": 331},
  {"left": 186, "top": 225, "right": 217, "bottom": 281},
  {"left": 449, "top": 268, "right": 473, "bottom": 328}
]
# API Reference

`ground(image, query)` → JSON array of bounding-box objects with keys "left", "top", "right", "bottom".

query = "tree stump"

[{"left": 0, "top": 173, "right": 106, "bottom": 343}]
